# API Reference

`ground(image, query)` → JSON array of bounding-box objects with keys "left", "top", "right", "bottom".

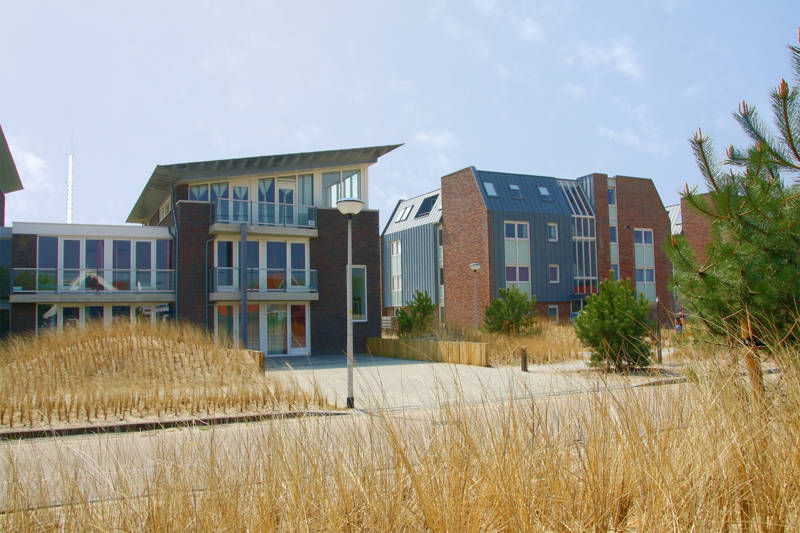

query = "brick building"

[
  {"left": 7, "top": 144, "right": 400, "bottom": 356},
  {"left": 383, "top": 167, "right": 673, "bottom": 326}
]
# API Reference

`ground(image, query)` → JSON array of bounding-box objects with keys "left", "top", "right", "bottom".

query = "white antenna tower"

[{"left": 67, "top": 154, "right": 73, "bottom": 224}]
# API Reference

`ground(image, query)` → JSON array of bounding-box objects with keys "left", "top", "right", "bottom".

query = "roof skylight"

[
  {"left": 484, "top": 182, "right": 497, "bottom": 197},
  {"left": 415, "top": 194, "right": 439, "bottom": 218}
]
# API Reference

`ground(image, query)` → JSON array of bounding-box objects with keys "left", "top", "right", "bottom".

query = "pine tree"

[
  {"left": 396, "top": 291, "right": 436, "bottom": 338},
  {"left": 483, "top": 286, "right": 537, "bottom": 334},
  {"left": 574, "top": 275, "right": 652, "bottom": 372},
  {"left": 668, "top": 36, "right": 800, "bottom": 346}
]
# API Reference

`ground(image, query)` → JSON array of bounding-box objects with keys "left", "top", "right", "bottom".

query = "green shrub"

[
  {"left": 396, "top": 291, "right": 436, "bottom": 337},
  {"left": 484, "top": 287, "right": 537, "bottom": 334},
  {"left": 574, "top": 276, "right": 651, "bottom": 372}
]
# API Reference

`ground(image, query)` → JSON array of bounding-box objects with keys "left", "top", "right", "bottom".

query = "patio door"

[
  {"left": 278, "top": 178, "right": 295, "bottom": 224},
  {"left": 289, "top": 304, "right": 308, "bottom": 355}
]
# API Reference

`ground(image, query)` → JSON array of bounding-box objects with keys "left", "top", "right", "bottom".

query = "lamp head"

[
  {"left": 337, "top": 198, "right": 364, "bottom": 216},
  {"left": 469, "top": 262, "right": 481, "bottom": 272}
]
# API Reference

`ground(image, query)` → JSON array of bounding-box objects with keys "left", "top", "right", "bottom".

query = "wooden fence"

[{"left": 366, "top": 338, "right": 488, "bottom": 367}]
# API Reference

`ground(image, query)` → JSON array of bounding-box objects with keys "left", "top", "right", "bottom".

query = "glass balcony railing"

[
  {"left": 211, "top": 268, "right": 317, "bottom": 293},
  {"left": 212, "top": 199, "right": 317, "bottom": 228},
  {"left": 11, "top": 268, "right": 175, "bottom": 294}
]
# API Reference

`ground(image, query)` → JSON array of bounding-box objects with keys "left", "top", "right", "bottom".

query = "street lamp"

[
  {"left": 469, "top": 262, "right": 480, "bottom": 329},
  {"left": 337, "top": 197, "right": 364, "bottom": 409}
]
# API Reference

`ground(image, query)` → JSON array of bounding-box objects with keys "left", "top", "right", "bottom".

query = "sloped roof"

[
  {"left": 127, "top": 144, "right": 402, "bottom": 223},
  {"left": 382, "top": 188, "right": 442, "bottom": 235},
  {"left": 473, "top": 169, "right": 575, "bottom": 216},
  {"left": 666, "top": 203, "right": 682, "bottom": 235},
  {"left": 0, "top": 124, "right": 23, "bottom": 194}
]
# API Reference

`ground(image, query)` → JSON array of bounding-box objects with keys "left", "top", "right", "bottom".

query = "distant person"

[{"left": 676, "top": 308, "right": 686, "bottom": 334}]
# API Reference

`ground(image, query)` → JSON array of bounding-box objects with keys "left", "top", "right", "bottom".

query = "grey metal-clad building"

[{"left": 381, "top": 190, "right": 442, "bottom": 310}]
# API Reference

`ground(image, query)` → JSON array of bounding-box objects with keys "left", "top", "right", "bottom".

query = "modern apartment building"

[
  {"left": 383, "top": 167, "right": 673, "bottom": 325},
  {"left": 0, "top": 123, "right": 24, "bottom": 337},
  {"left": 8, "top": 144, "right": 401, "bottom": 356}
]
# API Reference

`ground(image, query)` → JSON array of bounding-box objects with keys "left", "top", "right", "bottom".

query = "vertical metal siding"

[
  {"left": 381, "top": 223, "right": 438, "bottom": 307},
  {"left": 491, "top": 210, "right": 574, "bottom": 303}
]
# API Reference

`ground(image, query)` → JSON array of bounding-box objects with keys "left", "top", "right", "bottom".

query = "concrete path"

[{"left": 264, "top": 354, "right": 676, "bottom": 410}]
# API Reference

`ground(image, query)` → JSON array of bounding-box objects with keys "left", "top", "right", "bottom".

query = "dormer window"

[
  {"left": 484, "top": 182, "right": 498, "bottom": 197},
  {"left": 415, "top": 194, "right": 438, "bottom": 218},
  {"left": 509, "top": 184, "right": 523, "bottom": 200}
]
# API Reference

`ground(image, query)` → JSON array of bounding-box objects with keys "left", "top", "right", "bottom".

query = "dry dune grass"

[
  {"left": 440, "top": 321, "right": 585, "bottom": 366},
  {"left": 4, "top": 342, "right": 798, "bottom": 530},
  {"left": 0, "top": 322, "right": 330, "bottom": 429}
]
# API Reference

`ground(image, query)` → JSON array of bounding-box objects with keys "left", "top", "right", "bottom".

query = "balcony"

[
  {"left": 10, "top": 268, "right": 175, "bottom": 303},
  {"left": 210, "top": 200, "right": 317, "bottom": 237},
  {"left": 209, "top": 268, "right": 318, "bottom": 302}
]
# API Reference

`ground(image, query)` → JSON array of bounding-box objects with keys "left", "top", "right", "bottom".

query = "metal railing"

[
  {"left": 211, "top": 268, "right": 317, "bottom": 293},
  {"left": 212, "top": 199, "right": 316, "bottom": 228},
  {"left": 11, "top": 268, "right": 175, "bottom": 294}
]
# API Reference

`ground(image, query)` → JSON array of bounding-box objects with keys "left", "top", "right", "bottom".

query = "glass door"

[
  {"left": 278, "top": 178, "right": 295, "bottom": 225},
  {"left": 289, "top": 304, "right": 307, "bottom": 355},
  {"left": 258, "top": 178, "right": 275, "bottom": 225},
  {"left": 266, "top": 304, "right": 287, "bottom": 355},
  {"left": 62, "top": 239, "right": 81, "bottom": 290},
  {"left": 289, "top": 242, "right": 307, "bottom": 289},
  {"left": 232, "top": 185, "right": 249, "bottom": 223}
]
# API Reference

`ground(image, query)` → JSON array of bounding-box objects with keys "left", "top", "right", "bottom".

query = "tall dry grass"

[
  {"left": 5, "top": 339, "right": 797, "bottom": 530},
  {"left": 438, "top": 321, "right": 584, "bottom": 366},
  {"left": 0, "top": 322, "right": 330, "bottom": 429}
]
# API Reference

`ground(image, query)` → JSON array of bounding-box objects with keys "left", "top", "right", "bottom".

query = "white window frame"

[
  {"left": 352, "top": 264, "right": 368, "bottom": 323},
  {"left": 633, "top": 227, "right": 656, "bottom": 301},
  {"left": 504, "top": 221, "right": 531, "bottom": 293},
  {"left": 549, "top": 264, "right": 560, "bottom": 284},
  {"left": 547, "top": 305, "right": 559, "bottom": 321},
  {"left": 390, "top": 239, "right": 402, "bottom": 306},
  {"left": 547, "top": 222, "right": 558, "bottom": 242}
]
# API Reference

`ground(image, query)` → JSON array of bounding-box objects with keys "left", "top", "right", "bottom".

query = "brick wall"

[
  {"left": 310, "top": 208, "right": 380, "bottom": 355},
  {"left": 534, "top": 301, "right": 571, "bottom": 324},
  {"left": 615, "top": 176, "right": 674, "bottom": 312},
  {"left": 175, "top": 200, "right": 211, "bottom": 327},
  {"left": 11, "top": 302, "right": 35, "bottom": 334},
  {"left": 680, "top": 193, "right": 713, "bottom": 264},
  {"left": 441, "top": 167, "right": 493, "bottom": 328},
  {"left": 12, "top": 234, "right": 36, "bottom": 269}
]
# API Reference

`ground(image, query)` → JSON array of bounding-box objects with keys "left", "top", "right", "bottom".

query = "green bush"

[
  {"left": 396, "top": 291, "right": 436, "bottom": 337},
  {"left": 573, "top": 276, "right": 651, "bottom": 372},
  {"left": 484, "top": 287, "right": 537, "bottom": 334}
]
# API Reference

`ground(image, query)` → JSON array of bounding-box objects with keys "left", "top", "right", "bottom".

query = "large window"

[
  {"left": 352, "top": 265, "right": 367, "bottom": 322},
  {"left": 504, "top": 221, "right": 530, "bottom": 294},
  {"left": 390, "top": 240, "right": 402, "bottom": 306},
  {"left": 323, "top": 169, "right": 361, "bottom": 207},
  {"left": 634, "top": 228, "right": 656, "bottom": 302}
]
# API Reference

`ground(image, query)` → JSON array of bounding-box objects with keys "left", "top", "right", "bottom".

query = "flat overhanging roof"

[
  {"left": 127, "top": 144, "right": 402, "bottom": 224},
  {"left": 0, "top": 124, "right": 23, "bottom": 194}
]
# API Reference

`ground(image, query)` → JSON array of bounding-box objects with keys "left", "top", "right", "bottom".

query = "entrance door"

[
  {"left": 278, "top": 178, "right": 295, "bottom": 225},
  {"left": 289, "top": 304, "right": 307, "bottom": 355},
  {"left": 266, "top": 304, "right": 287, "bottom": 355}
]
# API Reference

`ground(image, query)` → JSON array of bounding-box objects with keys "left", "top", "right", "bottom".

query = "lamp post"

[
  {"left": 469, "top": 262, "right": 480, "bottom": 329},
  {"left": 337, "top": 197, "right": 364, "bottom": 409}
]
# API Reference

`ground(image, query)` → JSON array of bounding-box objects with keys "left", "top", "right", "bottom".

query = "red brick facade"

[
  {"left": 441, "top": 167, "right": 493, "bottom": 328},
  {"left": 592, "top": 175, "right": 674, "bottom": 312},
  {"left": 680, "top": 193, "right": 713, "bottom": 264}
]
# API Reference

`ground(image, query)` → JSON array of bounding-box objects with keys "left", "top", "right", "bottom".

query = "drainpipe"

[
  {"left": 239, "top": 222, "right": 247, "bottom": 348},
  {"left": 171, "top": 185, "right": 178, "bottom": 321},
  {"left": 205, "top": 237, "right": 214, "bottom": 330}
]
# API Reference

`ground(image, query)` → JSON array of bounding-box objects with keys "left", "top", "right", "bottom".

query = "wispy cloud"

[
  {"left": 562, "top": 82, "right": 587, "bottom": 99},
  {"left": 511, "top": 15, "right": 544, "bottom": 43},
  {"left": 597, "top": 103, "right": 669, "bottom": 156},
  {"left": 413, "top": 129, "right": 460, "bottom": 173},
  {"left": 568, "top": 40, "right": 644, "bottom": 80},
  {"left": 4, "top": 138, "right": 63, "bottom": 223}
]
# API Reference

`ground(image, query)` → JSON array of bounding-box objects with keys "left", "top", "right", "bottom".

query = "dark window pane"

[
  {"left": 86, "top": 239, "right": 104, "bottom": 269},
  {"left": 113, "top": 241, "right": 131, "bottom": 269},
  {"left": 506, "top": 267, "right": 516, "bottom": 282},
  {"left": 634, "top": 230, "right": 643, "bottom": 244},
  {"left": 635, "top": 269, "right": 644, "bottom": 282},
  {"left": 267, "top": 242, "right": 286, "bottom": 269},
  {"left": 415, "top": 194, "right": 438, "bottom": 218},
  {"left": 505, "top": 223, "right": 515, "bottom": 238},
  {"left": 136, "top": 242, "right": 151, "bottom": 269},
  {"left": 609, "top": 226, "right": 617, "bottom": 243},
  {"left": 352, "top": 266, "right": 366, "bottom": 321},
  {"left": 38, "top": 236, "right": 58, "bottom": 268},
  {"left": 646, "top": 269, "right": 655, "bottom": 282},
  {"left": 608, "top": 188, "right": 616, "bottom": 205},
  {"left": 644, "top": 230, "right": 653, "bottom": 244},
  {"left": 517, "top": 224, "right": 528, "bottom": 239},
  {"left": 518, "top": 266, "right": 529, "bottom": 282},
  {"left": 217, "top": 242, "right": 233, "bottom": 267},
  {"left": 63, "top": 240, "right": 80, "bottom": 269},
  {"left": 112, "top": 306, "right": 130, "bottom": 321},
  {"left": 87, "top": 306, "right": 104, "bottom": 322},
  {"left": 291, "top": 243, "right": 305, "bottom": 270},
  {"left": 258, "top": 178, "right": 275, "bottom": 203},
  {"left": 156, "top": 239, "right": 171, "bottom": 269}
]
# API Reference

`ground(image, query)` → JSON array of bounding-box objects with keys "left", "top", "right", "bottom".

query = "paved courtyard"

[{"left": 264, "top": 354, "right": 677, "bottom": 410}]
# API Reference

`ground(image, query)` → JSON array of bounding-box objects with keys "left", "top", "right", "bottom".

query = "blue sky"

[{"left": 1, "top": 1, "right": 798, "bottom": 228}]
